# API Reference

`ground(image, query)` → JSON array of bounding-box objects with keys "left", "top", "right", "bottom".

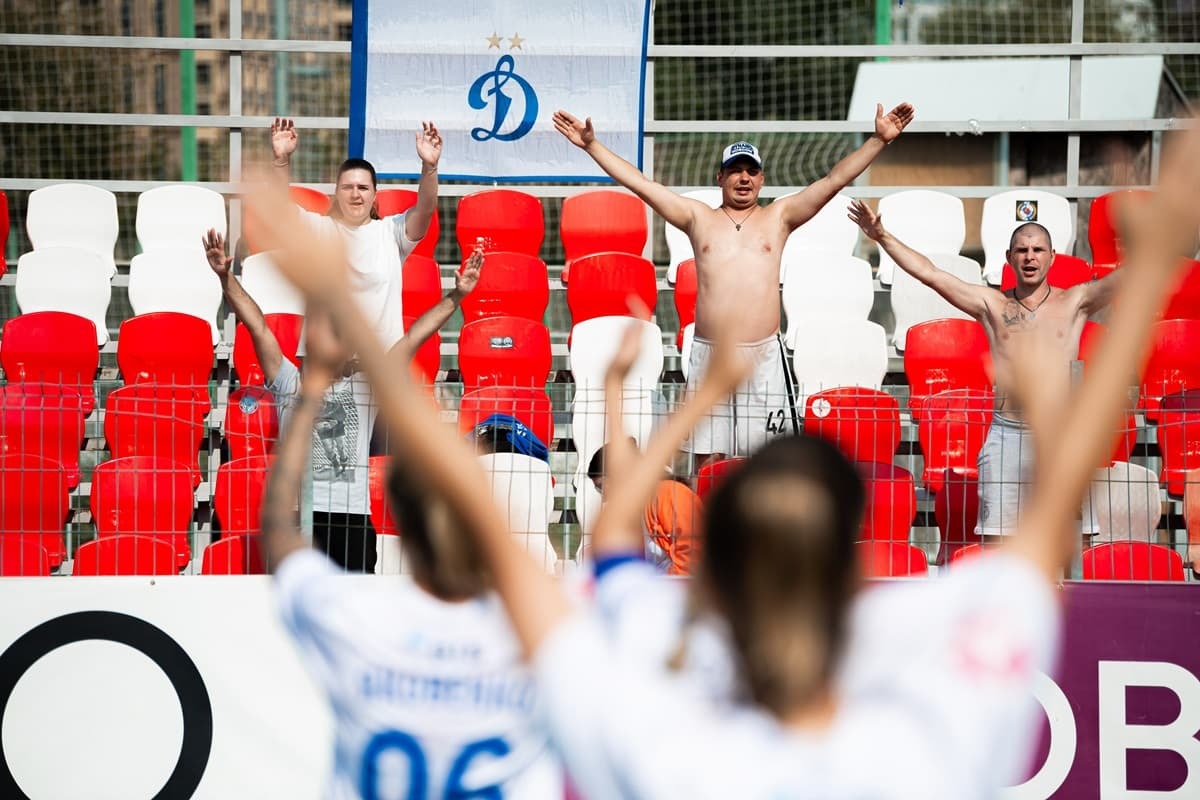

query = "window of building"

[
  {"left": 196, "top": 63, "right": 211, "bottom": 86},
  {"left": 154, "top": 64, "right": 166, "bottom": 114},
  {"left": 195, "top": 23, "right": 212, "bottom": 38},
  {"left": 338, "top": 23, "right": 353, "bottom": 40}
]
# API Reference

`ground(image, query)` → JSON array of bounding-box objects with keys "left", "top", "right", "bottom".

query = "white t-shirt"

[
  {"left": 299, "top": 210, "right": 417, "bottom": 350},
  {"left": 540, "top": 554, "right": 1059, "bottom": 799},
  {"left": 276, "top": 550, "right": 563, "bottom": 800},
  {"left": 268, "top": 358, "right": 375, "bottom": 515}
]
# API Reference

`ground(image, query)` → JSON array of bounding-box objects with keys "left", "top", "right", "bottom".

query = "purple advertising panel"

[{"left": 1011, "top": 582, "right": 1200, "bottom": 799}]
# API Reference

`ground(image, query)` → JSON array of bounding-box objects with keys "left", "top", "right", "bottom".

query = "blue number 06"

[{"left": 360, "top": 729, "right": 511, "bottom": 799}]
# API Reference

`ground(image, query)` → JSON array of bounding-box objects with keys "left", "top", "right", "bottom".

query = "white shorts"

[
  {"left": 976, "top": 415, "right": 1097, "bottom": 536},
  {"left": 683, "top": 333, "right": 798, "bottom": 457}
]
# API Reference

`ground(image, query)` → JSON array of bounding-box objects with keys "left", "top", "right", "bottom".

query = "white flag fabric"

[{"left": 350, "top": 0, "right": 650, "bottom": 182}]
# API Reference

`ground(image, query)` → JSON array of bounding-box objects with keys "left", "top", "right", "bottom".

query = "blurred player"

[
  {"left": 249, "top": 122, "right": 1200, "bottom": 798},
  {"left": 258, "top": 293, "right": 562, "bottom": 797}
]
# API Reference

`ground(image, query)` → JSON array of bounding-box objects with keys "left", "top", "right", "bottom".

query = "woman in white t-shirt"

[
  {"left": 264, "top": 117, "right": 441, "bottom": 568},
  {"left": 247, "top": 133, "right": 1200, "bottom": 799}
]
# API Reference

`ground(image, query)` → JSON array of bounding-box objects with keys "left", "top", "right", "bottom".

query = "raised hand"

[
  {"left": 875, "top": 102, "right": 914, "bottom": 144},
  {"left": 271, "top": 117, "right": 298, "bottom": 164},
  {"left": 847, "top": 199, "right": 886, "bottom": 242},
  {"left": 456, "top": 247, "right": 483, "bottom": 296},
  {"left": 553, "top": 110, "right": 595, "bottom": 149},
  {"left": 202, "top": 229, "right": 232, "bottom": 278},
  {"left": 1120, "top": 124, "right": 1200, "bottom": 266},
  {"left": 303, "top": 306, "right": 349, "bottom": 380},
  {"left": 415, "top": 120, "right": 443, "bottom": 168},
  {"left": 243, "top": 168, "right": 350, "bottom": 300}
]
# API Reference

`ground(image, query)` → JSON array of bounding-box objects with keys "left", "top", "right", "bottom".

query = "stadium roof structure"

[{"left": 848, "top": 55, "right": 1163, "bottom": 122}]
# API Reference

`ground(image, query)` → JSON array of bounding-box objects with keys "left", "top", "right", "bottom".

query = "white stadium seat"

[
  {"left": 15, "top": 246, "right": 112, "bottom": 345},
  {"left": 777, "top": 191, "right": 860, "bottom": 284},
  {"left": 26, "top": 183, "right": 119, "bottom": 278},
  {"left": 781, "top": 254, "right": 874, "bottom": 349},
  {"left": 890, "top": 253, "right": 983, "bottom": 351},
  {"left": 1086, "top": 461, "right": 1161, "bottom": 543},
  {"left": 980, "top": 189, "right": 1075, "bottom": 285},
  {"left": 790, "top": 316, "right": 888, "bottom": 411},
  {"left": 240, "top": 251, "right": 305, "bottom": 316},
  {"left": 136, "top": 184, "right": 227, "bottom": 253},
  {"left": 480, "top": 452, "right": 559, "bottom": 575},
  {"left": 875, "top": 190, "right": 965, "bottom": 286},
  {"left": 680, "top": 323, "right": 696, "bottom": 380},
  {"left": 569, "top": 316, "right": 664, "bottom": 398},
  {"left": 128, "top": 248, "right": 224, "bottom": 344},
  {"left": 665, "top": 188, "right": 722, "bottom": 284}
]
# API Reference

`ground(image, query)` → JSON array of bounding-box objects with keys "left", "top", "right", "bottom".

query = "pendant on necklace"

[{"left": 735, "top": 223, "right": 742, "bottom": 232}]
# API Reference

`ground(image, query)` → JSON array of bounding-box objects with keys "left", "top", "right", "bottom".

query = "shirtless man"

[
  {"left": 554, "top": 103, "right": 914, "bottom": 459},
  {"left": 849, "top": 201, "right": 1120, "bottom": 539}
]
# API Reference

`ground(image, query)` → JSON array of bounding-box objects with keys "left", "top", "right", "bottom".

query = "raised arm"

[
  {"left": 849, "top": 199, "right": 990, "bottom": 318},
  {"left": 592, "top": 311, "right": 751, "bottom": 559},
  {"left": 244, "top": 177, "right": 568, "bottom": 658},
  {"left": 776, "top": 103, "right": 913, "bottom": 231},
  {"left": 387, "top": 248, "right": 481, "bottom": 366},
  {"left": 259, "top": 311, "right": 346, "bottom": 571},
  {"left": 1011, "top": 125, "right": 1200, "bottom": 582},
  {"left": 553, "top": 109, "right": 704, "bottom": 233},
  {"left": 1079, "top": 267, "right": 1123, "bottom": 316},
  {"left": 204, "top": 228, "right": 284, "bottom": 382},
  {"left": 270, "top": 117, "right": 297, "bottom": 188},
  {"left": 404, "top": 121, "right": 441, "bottom": 242}
]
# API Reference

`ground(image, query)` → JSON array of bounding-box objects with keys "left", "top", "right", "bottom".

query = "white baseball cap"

[{"left": 720, "top": 141, "right": 763, "bottom": 169}]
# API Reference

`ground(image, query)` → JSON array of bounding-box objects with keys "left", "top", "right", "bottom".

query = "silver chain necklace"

[
  {"left": 1013, "top": 283, "right": 1052, "bottom": 318},
  {"left": 720, "top": 204, "right": 759, "bottom": 231}
]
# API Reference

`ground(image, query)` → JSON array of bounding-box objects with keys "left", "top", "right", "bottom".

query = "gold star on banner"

[
  {"left": 486, "top": 31, "right": 503, "bottom": 49},
  {"left": 508, "top": 32, "right": 525, "bottom": 50}
]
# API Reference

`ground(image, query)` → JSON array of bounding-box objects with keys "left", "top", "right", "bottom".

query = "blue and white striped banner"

[{"left": 350, "top": 0, "right": 651, "bottom": 182}]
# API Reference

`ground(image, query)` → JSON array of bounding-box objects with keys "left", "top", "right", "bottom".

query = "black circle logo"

[{"left": 0, "top": 611, "right": 213, "bottom": 799}]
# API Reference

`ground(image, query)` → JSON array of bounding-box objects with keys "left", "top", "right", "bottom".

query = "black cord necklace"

[
  {"left": 720, "top": 204, "right": 758, "bottom": 231},
  {"left": 1013, "top": 283, "right": 1052, "bottom": 318}
]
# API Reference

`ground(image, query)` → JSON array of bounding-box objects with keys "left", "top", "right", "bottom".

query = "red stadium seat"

[
  {"left": 933, "top": 468, "right": 983, "bottom": 565},
  {"left": 696, "top": 457, "right": 747, "bottom": 501},
  {"left": 1154, "top": 390, "right": 1200, "bottom": 496},
  {"left": 224, "top": 386, "right": 279, "bottom": 460},
  {"left": 560, "top": 190, "right": 647, "bottom": 281},
  {"left": 117, "top": 312, "right": 214, "bottom": 411},
  {"left": 949, "top": 542, "right": 990, "bottom": 567},
  {"left": 200, "top": 534, "right": 266, "bottom": 575},
  {"left": 1184, "top": 469, "right": 1200, "bottom": 572},
  {"left": 999, "top": 253, "right": 1093, "bottom": 292},
  {"left": 0, "top": 537, "right": 50, "bottom": 577},
  {"left": 674, "top": 258, "right": 697, "bottom": 350},
  {"left": 369, "top": 455, "right": 401, "bottom": 537},
  {"left": 0, "top": 189, "right": 8, "bottom": 276},
  {"left": 459, "top": 252, "right": 549, "bottom": 323},
  {"left": 858, "top": 462, "right": 917, "bottom": 543},
  {"left": 456, "top": 189, "right": 543, "bottom": 259},
  {"left": 1, "top": 311, "right": 99, "bottom": 414},
  {"left": 1088, "top": 189, "right": 1152, "bottom": 277},
  {"left": 213, "top": 455, "right": 270, "bottom": 537},
  {"left": 375, "top": 188, "right": 440, "bottom": 258},
  {"left": 402, "top": 315, "right": 441, "bottom": 385},
  {"left": 804, "top": 388, "right": 901, "bottom": 465},
  {"left": 458, "top": 387, "right": 555, "bottom": 451},
  {"left": 242, "top": 185, "right": 331, "bottom": 253},
  {"left": 232, "top": 312, "right": 303, "bottom": 386},
  {"left": 0, "top": 454, "right": 69, "bottom": 568},
  {"left": 566, "top": 252, "right": 658, "bottom": 328},
  {"left": 1163, "top": 258, "right": 1200, "bottom": 321},
  {"left": 458, "top": 316, "right": 552, "bottom": 392},
  {"left": 857, "top": 540, "right": 928, "bottom": 578},
  {"left": 1082, "top": 541, "right": 1185, "bottom": 582},
  {"left": 917, "top": 389, "right": 993, "bottom": 492},
  {"left": 1140, "top": 318, "right": 1200, "bottom": 422},
  {"left": 74, "top": 534, "right": 179, "bottom": 576},
  {"left": 103, "top": 384, "right": 208, "bottom": 487},
  {"left": 903, "top": 319, "right": 992, "bottom": 421},
  {"left": 1076, "top": 319, "right": 1104, "bottom": 364},
  {"left": 402, "top": 254, "right": 442, "bottom": 321},
  {"left": 0, "top": 383, "right": 85, "bottom": 489},
  {"left": 91, "top": 456, "right": 194, "bottom": 569}
]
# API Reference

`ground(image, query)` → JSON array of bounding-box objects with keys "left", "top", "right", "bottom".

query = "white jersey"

[
  {"left": 276, "top": 550, "right": 563, "bottom": 800},
  {"left": 542, "top": 554, "right": 1059, "bottom": 799},
  {"left": 299, "top": 210, "right": 417, "bottom": 350}
]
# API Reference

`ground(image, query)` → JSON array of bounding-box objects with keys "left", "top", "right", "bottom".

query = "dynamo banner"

[{"left": 349, "top": 0, "right": 651, "bottom": 182}]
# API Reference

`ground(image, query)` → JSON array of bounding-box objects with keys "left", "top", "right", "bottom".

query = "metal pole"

[
  {"left": 875, "top": 0, "right": 891, "bottom": 62},
  {"left": 180, "top": 0, "right": 197, "bottom": 180},
  {"left": 1066, "top": 0, "right": 1084, "bottom": 187},
  {"left": 273, "top": 0, "right": 290, "bottom": 114}
]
